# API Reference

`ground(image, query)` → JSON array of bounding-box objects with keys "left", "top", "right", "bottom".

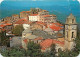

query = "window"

[
  {"left": 72, "top": 32, "right": 74, "bottom": 38},
  {"left": 67, "top": 31, "right": 68, "bottom": 38},
  {"left": 72, "top": 19, "right": 74, "bottom": 23}
]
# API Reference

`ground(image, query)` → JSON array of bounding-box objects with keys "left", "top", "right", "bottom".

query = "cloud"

[
  {"left": 0, "top": 0, "right": 3, "bottom": 4},
  {"left": 78, "top": 0, "right": 80, "bottom": 3}
]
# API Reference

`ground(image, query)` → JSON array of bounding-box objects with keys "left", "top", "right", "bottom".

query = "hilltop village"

[{"left": 0, "top": 8, "right": 77, "bottom": 55}]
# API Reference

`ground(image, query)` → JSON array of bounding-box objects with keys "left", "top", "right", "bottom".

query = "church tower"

[{"left": 64, "top": 13, "right": 77, "bottom": 50}]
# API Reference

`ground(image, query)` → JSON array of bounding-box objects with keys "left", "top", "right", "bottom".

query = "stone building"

[
  {"left": 38, "top": 10, "right": 49, "bottom": 15},
  {"left": 39, "top": 15, "right": 57, "bottom": 23},
  {"left": 12, "top": 14, "right": 20, "bottom": 23},
  {"left": 30, "top": 8, "right": 42, "bottom": 14},
  {"left": 3, "top": 17, "right": 12, "bottom": 23},
  {"left": 10, "top": 36, "right": 22, "bottom": 47},
  {"left": 64, "top": 13, "right": 77, "bottom": 50},
  {"left": 30, "top": 21, "right": 47, "bottom": 30},
  {"left": 29, "top": 14, "right": 39, "bottom": 21},
  {"left": 21, "top": 13, "right": 77, "bottom": 53},
  {"left": 0, "top": 23, "right": 13, "bottom": 32},
  {"left": 20, "top": 11, "right": 30, "bottom": 19}
]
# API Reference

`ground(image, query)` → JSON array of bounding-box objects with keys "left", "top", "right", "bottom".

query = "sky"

[
  {"left": 0, "top": 0, "right": 80, "bottom": 4},
  {"left": 0, "top": 0, "right": 79, "bottom": 1}
]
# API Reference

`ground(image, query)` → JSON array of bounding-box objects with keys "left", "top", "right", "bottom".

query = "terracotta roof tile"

[
  {"left": 15, "top": 19, "right": 28, "bottom": 24},
  {"left": 30, "top": 14, "right": 38, "bottom": 16},
  {"left": 40, "top": 39, "right": 64, "bottom": 50},
  {"left": 0, "top": 23, "right": 12, "bottom": 28},
  {"left": 47, "top": 23, "right": 63, "bottom": 31},
  {"left": 36, "top": 21, "right": 46, "bottom": 26},
  {"left": 43, "top": 15, "right": 51, "bottom": 17}
]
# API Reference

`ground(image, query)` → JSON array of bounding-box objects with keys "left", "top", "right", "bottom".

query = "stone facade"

[
  {"left": 21, "top": 13, "right": 77, "bottom": 53},
  {"left": 64, "top": 14, "right": 77, "bottom": 50},
  {"left": 12, "top": 14, "right": 20, "bottom": 23},
  {"left": 38, "top": 10, "right": 49, "bottom": 15},
  {"left": 3, "top": 17, "right": 12, "bottom": 23},
  {"left": 30, "top": 8, "right": 42, "bottom": 14},
  {"left": 39, "top": 15, "right": 57, "bottom": 23},
  {"left": 29, "top": 14, "right": 39, "bottom": 21},
  {"left": 20, "top": 11, "right": 30, "bottom": 19},
  {"left": 10, "top": 36, "right": 22, "bottom": 47},
  {"left": 30, "top": 22, "right": 45, "bottom": 30}
]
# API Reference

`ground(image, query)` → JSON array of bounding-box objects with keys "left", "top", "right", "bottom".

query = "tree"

[
  {"left": 0, "top": 47, "right": 27, "bottom": 57},
  {"left": 74, "top": 27, "right": 80, "bottom": 54},
  {"left": 51, "top": 44, "right": 56, "bottom": 57},
  {"left": 27, "top": 41, "right": 41, "bottom": 57},
  {"left": 12, "top": 25, "right": 24, "bottom": 36}
]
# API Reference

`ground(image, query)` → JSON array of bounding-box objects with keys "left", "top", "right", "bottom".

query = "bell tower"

[{"left": 64, "top": 13, "right": 77, "bottom": 50}]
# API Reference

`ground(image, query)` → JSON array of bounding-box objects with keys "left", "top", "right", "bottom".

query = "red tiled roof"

[
  {"left": 30, "top": 14, "right": 38, "bottom": 16},
  {"left": 36, "top": 21, "right": 46, "bottom": 26},
  {"left": 34, "top": 37, "right": 43, "bottom": 40},
  {"left": 50, "top": 26, "right": 63, "bottom": 31},
  {"left": 15, "top": 19, "right": 28, "bottom": 24},
  {"left": 40, "top": 39, "right": 64, "bottom": 50},
  {"left": 43, "top": 15, "right": 51, "bottom": 17},
  {"left": 0, "top": 25, "right": 5, "bottom": 28},
  {"left": 47, "top": 23, "right": 63, "bottom": 31},
  {"left": 23, "top": 39, "right": 28, "bottom": 43},
  {"left": 40, "top": 39, "right": 53, "bottom": 48},
  {"left": 0, "top": 23, "right": 12, "bottom": 28}
]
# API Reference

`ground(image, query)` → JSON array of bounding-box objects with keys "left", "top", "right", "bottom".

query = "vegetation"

[
  {"left": 0, "top": 42, "right": 56, "bottom": 57},
  {"left": 0, "top": 26, "right": 80, "bottom": 57},
  {"left": 27, "top": 41, "right": 41, "bottom": 57},
  {"left": 0, "top": 31, "right": 10, "bottom": 46},
  {"left": 58, "top": 27, "right": 80, "bottom": 57},
  {"left": 0, "top": 47, "right": 27, "bottom": 57},
  {"left": 12, "top": 25, "right": 24, "bottom": 36}
]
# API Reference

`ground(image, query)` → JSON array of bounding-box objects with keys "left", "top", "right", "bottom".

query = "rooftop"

[
  {"left": 40, "top": 39, "right": 64, "bottom": 50},
  {"left": 30, "top": 14, "right": 38, "bottom": 16},
  {"left": 27, "top": 35, "right": 38, "bottom": 39},
  {"left": 47, "top": 23, "right": 63, "bottom": 31},
  {"left": 15, "top": 19, "right": 28, "bottom": 24},
  {"left": 0, "top": 23, "right": 12, "bottom": 28},
  {"left": 36, "top": 21, "right": 46, "bottom": 26},
  {"left": 32, "top": 29, "right": 57, "bottom": 39}
]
